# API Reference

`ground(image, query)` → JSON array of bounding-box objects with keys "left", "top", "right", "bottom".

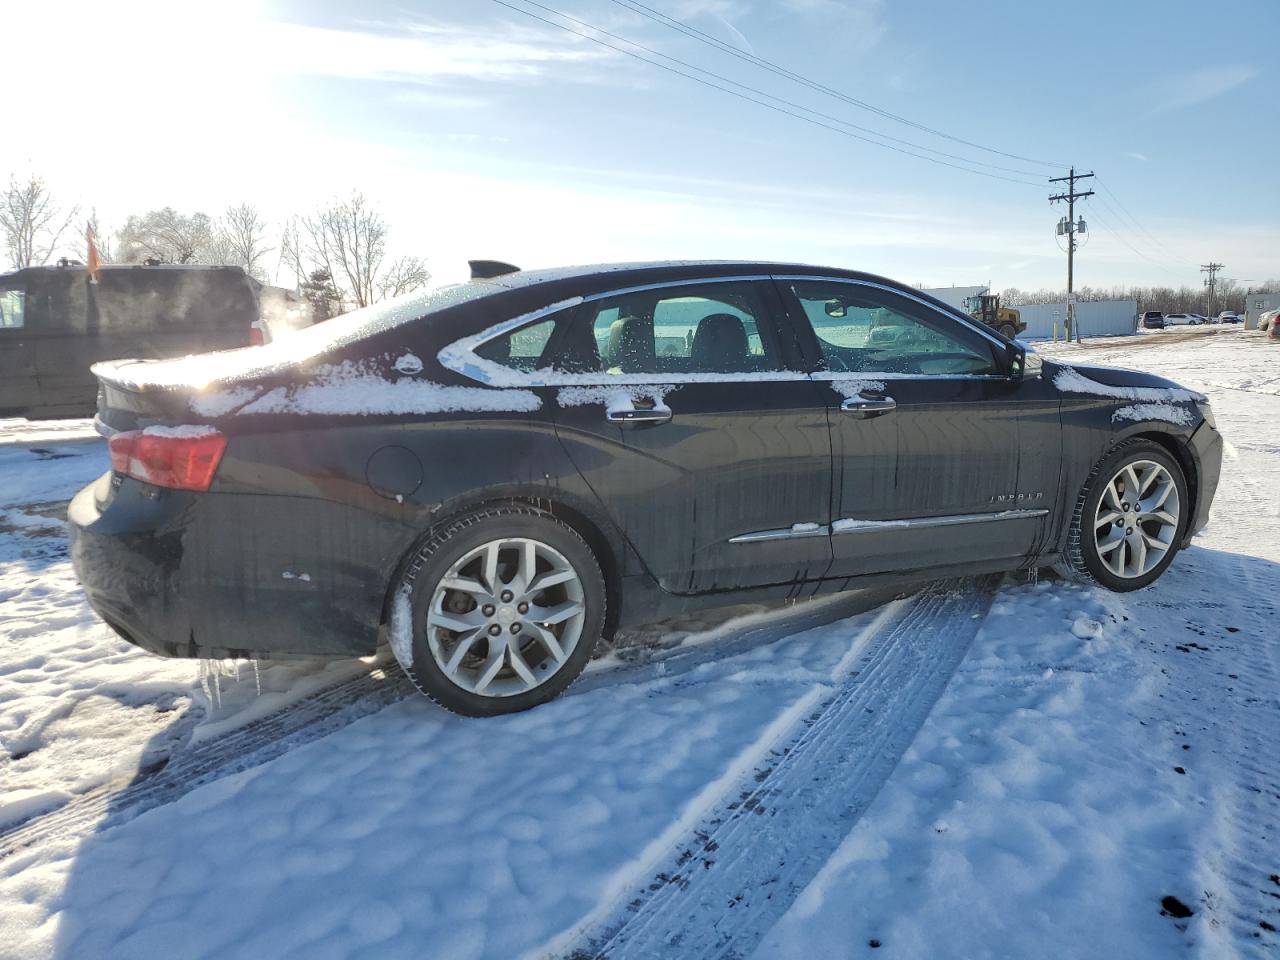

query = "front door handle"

[
  {"left": 840, "top": 395, "right": 897, "bottom": 419},
  {"left": 606, "top": 407, "right": 673, "bottom": 425}
]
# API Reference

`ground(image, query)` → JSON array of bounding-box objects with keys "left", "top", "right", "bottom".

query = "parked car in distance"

[
  {"left": 1217, "top": 311, "right": 1242, "bottom": 324},
  {"left": 1189, "top": 314, "right": 1209, "bottom": 324},
  {"left": 1163, "top": 313, "right": 1200, "bottom": 326},
  {"left": 70, "top": 260, "right": 1223, "bottom": 716},
  {"left": 0, "top": 263, "right": 312, "bottom": 419},
  {"left": 1141, "top": 311, "right": 1166, "bottom": 329}
]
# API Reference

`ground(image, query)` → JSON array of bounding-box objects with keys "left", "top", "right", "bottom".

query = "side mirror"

[
  {"left": 1006, "top": 341, "right": 1041, "bottom": 379},
  {"left": 824, "top": 299, "right": 846, "bottom": 319}
]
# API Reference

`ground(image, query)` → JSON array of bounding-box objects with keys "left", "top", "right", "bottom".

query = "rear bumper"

[
  {"left": 69, "top": 474, "right": 412, "bottom": 660},
  {"left": 1184, "top": 419, "right": 1222, "bottom": 543}
]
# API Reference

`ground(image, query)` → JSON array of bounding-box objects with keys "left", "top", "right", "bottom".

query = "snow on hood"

[{"left": 1051, "top": 364, "right": 1201, "bottom": 403}]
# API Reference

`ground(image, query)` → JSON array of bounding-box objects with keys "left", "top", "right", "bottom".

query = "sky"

[{"left": 6, "top": 0, "right": 1278, "bottom": 292}]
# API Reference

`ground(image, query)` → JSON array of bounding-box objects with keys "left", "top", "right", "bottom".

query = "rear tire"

[
  {"left": 1055, "top": 440, "right": 1188, "bottom": 592},
  {"left": 389, "top": 505, "right": 606, "bottom": 717},
  {"left": 999, "top": 323, "right": 1018, "bottom": 339}
]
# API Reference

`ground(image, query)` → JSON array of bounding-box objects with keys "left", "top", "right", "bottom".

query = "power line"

[
  {"left": 607, "top": 0, "right": 1066, "bottom": 169},
  {"left": 1088, "top": 192, "right": 1190, "bottom": 276},
  {"left": 1093, "top": 178, "right": 1187, "bottom": 266},
  {"left": 1085, "top": 210, "right": 1186, "bottom": 281},
  {"left": 490, "top": 0, "right": 1043, "bottom": 186},
  {"left": 512, "top": 0, "right": 1042, "bottom": 178}
]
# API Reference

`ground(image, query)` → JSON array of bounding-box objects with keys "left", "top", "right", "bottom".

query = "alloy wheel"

[
  {"left": 426, "top": 537, "right": 586, "bottom": 697},
  {"left": 1092, "top": 459, "right": 1181, "bottom": 579}
]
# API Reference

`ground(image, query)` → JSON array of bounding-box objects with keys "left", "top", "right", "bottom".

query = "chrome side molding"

[{"left": 730, "top": 508, "right": 1048, "bottom": 544}]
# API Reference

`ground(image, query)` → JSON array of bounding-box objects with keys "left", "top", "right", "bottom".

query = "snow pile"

[
  {"left": 1112, "top": 402, "right": 1195, "bottom": 427},
  {"left": 236, "top": 361, "right": 541, "bottom": 416}
]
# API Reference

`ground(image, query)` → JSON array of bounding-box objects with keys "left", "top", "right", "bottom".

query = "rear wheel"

[
  {"left": 999, "top": 323, "right": 1018, "bottom": 339},
  {"left": 1057, "top": 440, "right": 1188, "bottom": 591},
  {"left": 389, "top": 505, "right": 606, "bottom": 716}
]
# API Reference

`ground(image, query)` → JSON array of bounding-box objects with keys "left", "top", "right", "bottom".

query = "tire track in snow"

[
  {"left": 555, "top": 577, "right": 997, "bottom": 960},
  {"left": 1179, "top": 551, "right": 1280, "bottom": 955},
  {"left": 0, "top": 584, "right": 914, "bottom": 863}
]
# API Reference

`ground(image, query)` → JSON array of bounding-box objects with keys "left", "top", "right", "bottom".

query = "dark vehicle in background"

[
  {"left": 0, "top": 263, "right": 309, "bottom": 418},
  {"left": 1141, "top": 311, "right": 1166, "bottom": 329},
  {"left": 69, "top": 260, "right": 1222, "bottom": 716}
]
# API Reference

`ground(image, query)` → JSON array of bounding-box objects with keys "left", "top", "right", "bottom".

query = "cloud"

[
  {"left": 1123, "top": 152, "right": 1148, "bottom": 162},
  {"left": 258, "top": 20, "right": 613, "bottom": 86},
  {"left": 1144, "top": 65, "right": 1257, "bottom": 114}
]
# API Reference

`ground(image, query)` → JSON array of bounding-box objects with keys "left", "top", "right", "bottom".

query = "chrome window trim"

[
  {"left": 438, "top": 275, "right": 795, "bottom": 387},
  {"left": 728, "top": 508, "right": 1048, "bottom": 544},
  {"left": 437, "top": 272, "right": 1013, "bottom": 388}
]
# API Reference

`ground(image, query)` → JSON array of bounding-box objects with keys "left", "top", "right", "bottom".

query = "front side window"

[
  {"left": 0, "top": 288, "right": 25, "bottom": 329},
  {"left": 791, "top": 280, "right": 998, "bottom": 376},
  {"left": 559, "top": 281, "right": 786, "bottom": 375}
]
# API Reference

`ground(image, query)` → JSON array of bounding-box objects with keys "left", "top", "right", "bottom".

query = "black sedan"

[{"left": 71, "top": 260, "right": 1223, "bottom": 715}]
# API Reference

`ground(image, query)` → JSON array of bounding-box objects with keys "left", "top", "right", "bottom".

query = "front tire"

[
  {"left": 1056, "top": 440, "right": 1188, "bottom": 591},
  {"left": 390, "top": 505, "right": 606, "bottom": 716},
  {"left": 999, "top": 323, "right": 1018, "bottom": 339}
]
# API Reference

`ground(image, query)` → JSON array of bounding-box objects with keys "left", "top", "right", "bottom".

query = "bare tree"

[
  {"left": 0, "top": 175, "right": 79, "bottom": 269},
  {"left": 282, "top": 192, "right": 429, "bottom": 312},
  {"left": 377, "top": 255, "right": 431, "bottom": 300},
  {"left": 217, "top": 203, "right": 271, "bottom": 280},
  {"left": 116, "top": 207, "right": 215, "bottom": 264},
  {"left": 319, "top": 192, "right": 386, "bottom": 309}
]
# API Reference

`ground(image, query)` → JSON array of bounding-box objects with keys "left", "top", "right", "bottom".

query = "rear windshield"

[
  {"left": 103, "top": 280, "right": 499, "bottom": 389},
  {"left": 274, "top": 281, "right": 496, "bottom": 357}
]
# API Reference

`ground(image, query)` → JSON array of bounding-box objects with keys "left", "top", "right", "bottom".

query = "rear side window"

[
  {"left": 790, "top": 280, "right": 998, "bottom": 376},
  {"left": 551, "top": 281, "right": 787, "bottom": 375},
  {"left": 0, "top": 288, "right": 24, "bottom": 329},
  {"left": 474, "top": 317, "right": 557, "bottom": 371}
]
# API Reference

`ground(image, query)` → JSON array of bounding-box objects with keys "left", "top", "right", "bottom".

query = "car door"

[
  {"left": 521, "top": 277, "right": 834, "bottom": 595},
  {"left": 777, "top": 276, "right": 1061, "bottom": 578}
]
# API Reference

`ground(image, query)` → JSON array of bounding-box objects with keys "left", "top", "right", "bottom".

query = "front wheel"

[
  {"left": 999, "top": 323, "right": 1018, "bottom": 339},
  {"left": 389, "top": 506, "right": 606, "bottom": 716},
  {"left": 1056, "top": 440, "right": 1188, "bottom": 591}
]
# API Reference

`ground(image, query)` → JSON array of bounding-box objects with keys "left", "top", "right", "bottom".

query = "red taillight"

[
  {"left": 108, "top": 427, "right": 227, "bottom": 491},
  {"left": 249, "top": 326, "right": 265, "bottom": 347}
]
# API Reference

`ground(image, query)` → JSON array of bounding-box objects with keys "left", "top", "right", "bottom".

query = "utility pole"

[
  {"left": 1201, "top": 262, "right": 1223, "bottom": 319},
  {"left": 1050, "top": 167, "right": 1095, "bottom": 342}
]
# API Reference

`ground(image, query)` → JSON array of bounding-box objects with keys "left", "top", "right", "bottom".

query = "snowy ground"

[{"left": 0, "top": 326, "right": 1277, "bottom": 959}]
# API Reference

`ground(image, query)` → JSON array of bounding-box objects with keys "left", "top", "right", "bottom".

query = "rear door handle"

[
  {"left": 606, "top": 407, "right": 673, "bottom": 425},
  {"left": 840, "top": 395, "right": 897, "bottom": 419}
]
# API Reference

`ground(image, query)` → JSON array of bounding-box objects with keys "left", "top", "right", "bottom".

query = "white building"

[
  {"left": 919, "top": 284, "right": 988, "bottom": 312},
  {"left": 1012, "top": 300, "right": 1138, "bottom": 339},
  {"left": 1243, "top": 292, "right": 1280, "bottom": 330}
]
